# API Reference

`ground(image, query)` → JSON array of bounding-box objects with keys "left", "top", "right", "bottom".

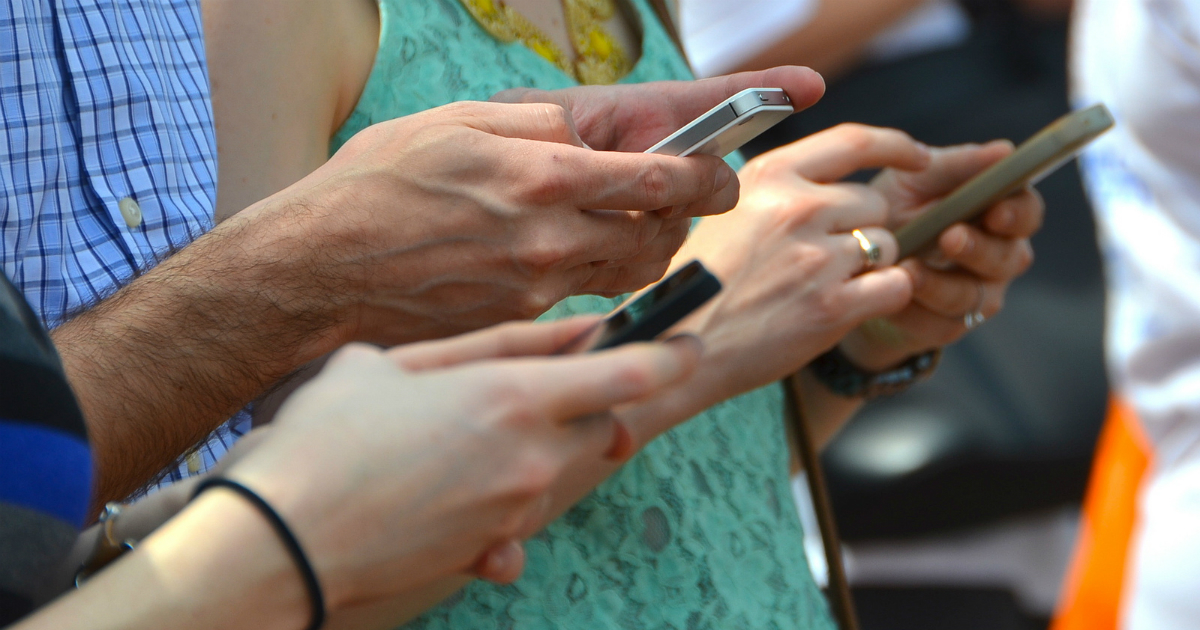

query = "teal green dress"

[{"left": 334, "top": 2, "right": 835, "bottom": 628}]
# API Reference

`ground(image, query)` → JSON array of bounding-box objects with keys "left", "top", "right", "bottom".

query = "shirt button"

[{"left": 118, "top": 197, "right": 143, "bottom": 228}]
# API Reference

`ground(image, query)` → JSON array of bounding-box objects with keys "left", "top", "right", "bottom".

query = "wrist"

[
  {"left": 838, "top": 320, "right": 920, "bottom": 372},
  {"left": 121, "top": 491, "right": 310, "bottom": 630}
]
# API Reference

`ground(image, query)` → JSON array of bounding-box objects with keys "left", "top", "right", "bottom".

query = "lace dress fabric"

[{"left": 333, "top": 1, "right": 835, "bottom": 627}]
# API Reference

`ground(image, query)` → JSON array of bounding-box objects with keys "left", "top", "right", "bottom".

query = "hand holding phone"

[
  {"left": 559, "top": 261, "right": 721, "bottom": 354},
  {"left": 646, "top": 88, "right": 795, "bottom": 158},
  {"left": 894, "top": 104, "right": 1115, "bottom": 259}
]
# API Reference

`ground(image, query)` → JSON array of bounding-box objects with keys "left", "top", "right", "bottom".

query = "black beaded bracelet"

[{"left": 192, "top": 477, "right": 326, "bottom": 630}]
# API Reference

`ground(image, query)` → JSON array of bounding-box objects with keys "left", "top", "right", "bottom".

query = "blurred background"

[{"left": 681, "top": 1, "right": 1107, "bottom": 628}]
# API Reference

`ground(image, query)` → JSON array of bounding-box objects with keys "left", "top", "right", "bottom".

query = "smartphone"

[
  {"left": 559, "top": 260, "right": 721, "bottom": 353},
  {"left": 894, "top": 103, "right": 1115, "bottom": 260},
  {"left": 645, "top": 88, "right": 795, "bottom": 158}
]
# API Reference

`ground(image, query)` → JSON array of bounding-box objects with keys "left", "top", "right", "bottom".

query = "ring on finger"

[
  {"left": 851, "top": 229, "right": 882, "bottom": 271},
  {"left": 963, "top": 279, "right": 987, "bottom": 330}
]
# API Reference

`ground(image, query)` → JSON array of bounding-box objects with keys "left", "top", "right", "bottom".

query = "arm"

[
  {"left": 57, "top": 99, "right": 735, "bottom": 510},
  {"left": 201, "top": 0, "right": 378, "bottom": 224},
  {"left": 24, "top": 320, "right": 701, "bottom": 629},
  {"left": 315, "top": 128, "right": 1045, "bottom": 630},
  {"left": 730, "top": 0, "right": 927, "bottom": 78},
  {"left": 16, "top": 492, "right": 311, "bottom": 630}
]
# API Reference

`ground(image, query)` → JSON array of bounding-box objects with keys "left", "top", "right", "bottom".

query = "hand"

[
  {"left": 659, "top": 124, "right": 929, "bottom": 419},
  {"left": 491, "top": 66, "right": 826, "bottom": 153},
  {"left": 220, "top": 318, "right": 702, "bottom": 609},
  {"left": 232, "top": 100, "right": 738, "bottom": 349},
  {"left": 839, "top": 141, "right": 1043, "bottom": 370},
  {"left": 491, "top": 66, "right": 827, "bottom": 294}
]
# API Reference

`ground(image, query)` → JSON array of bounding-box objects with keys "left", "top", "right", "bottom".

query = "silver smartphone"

[{"left": 646, "top": 88, "right": 795, "bottom": 158}]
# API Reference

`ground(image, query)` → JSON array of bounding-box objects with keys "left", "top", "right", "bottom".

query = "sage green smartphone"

[{"left": 894, "top": 103, "right": 1115, "bottom": 260}]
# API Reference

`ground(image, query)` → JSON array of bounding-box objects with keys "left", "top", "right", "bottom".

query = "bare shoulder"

[{"left": 202, "top": 0, "right": 379, "bottom": 222}]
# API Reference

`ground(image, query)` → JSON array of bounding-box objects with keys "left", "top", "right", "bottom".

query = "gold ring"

[{"left": 852, "top": 229, "right": 882, "bottom": 270}]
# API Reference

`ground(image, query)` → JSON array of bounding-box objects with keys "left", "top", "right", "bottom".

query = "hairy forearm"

[{"left": 54, "top": 202, "right": 349, "bottom": 510}]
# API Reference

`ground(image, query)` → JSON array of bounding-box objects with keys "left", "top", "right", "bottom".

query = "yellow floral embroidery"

[{"left": 459, "top": 0, "right": 633, "bottom": 84}]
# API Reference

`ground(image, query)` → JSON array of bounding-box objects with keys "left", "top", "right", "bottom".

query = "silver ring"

[
  {"left": 963, "top": 280, "right": 986, "bottom": 330},
  {"left": 851, "top": 229, "right": 882, "bottom": 270}
]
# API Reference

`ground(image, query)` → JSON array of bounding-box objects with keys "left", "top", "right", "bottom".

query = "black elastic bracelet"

[{"left": 192, "top": 477, "right": 326, "bottom": 630}]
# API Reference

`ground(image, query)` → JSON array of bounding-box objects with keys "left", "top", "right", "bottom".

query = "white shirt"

[{"left": 1073, "top": 1, "right": 1200, "bottom": 627}]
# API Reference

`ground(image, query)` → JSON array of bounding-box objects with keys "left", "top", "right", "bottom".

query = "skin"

[
  {"left": 20, "top": 319, "right": 703, "bottom": 630},
  {"left": 191, "top": 2, "right": 1046, "bottom": 624},
  {"left": 54, "top": 97, "right": 738, "bottom": 511},
  {"left": 27, "top": 2, "right": 1044, "bottom": 626}
]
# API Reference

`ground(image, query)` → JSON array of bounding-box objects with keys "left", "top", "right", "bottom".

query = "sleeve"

[{"left": 0, "top": 272, "right": 92, "bottom": 625}]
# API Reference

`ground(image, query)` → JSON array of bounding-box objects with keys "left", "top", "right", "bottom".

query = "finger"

[
  {"left": 903, "top": 261, "right": 1005, "bottom": 319},
  {"left": 661, "top": 168, "right": 741, "bottom": 218},
  {"left": 821, "top": 183, "right": 889, "bottom": 232},
  {"left": 875, "top": 303, "right": 970, "bottom": 350},
  {"left": 768, "top": 124, "right": 932, "bottom": 183},
  {"left": 633, "top": 66, "right": 826, "bottom": 130},
  {"left": 504, "top": 333, "right": 703, "bottom": 422},
  {"left": 937, "top": 224, "right": 1035, "bottom": 281},
  {"left": 387, "top": 317, "right": 604, "bottom": 370},
  {"left": 980, "top": 188, "right": 1045, "bottom": 238},
  {"left": 834, "top": 227, "right": 898, "bottom": 278},
  {"left": 523, "top": 148, "right": 737, "bottom": 212},
  {"left": 888, "top": 140, "right": 1015, "bottom": 200},
  {"left": 471, "top": 539, "right": 527, "bottom": 584},
  {"left": 833, "top": 266, "right": 914, "bottom": 324},
  {"left": 452, "top": 101, "right": 587, "bottom": 148}
]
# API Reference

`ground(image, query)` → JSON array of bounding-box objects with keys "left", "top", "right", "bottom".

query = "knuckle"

[
  {"left": 610, "top": 362, "right": 655, "bottom": 398},
  {"left": 531, "top": 103, "right": 573, "bottom": 138},
  {"left": 519, "top": 168, "right": 574, "bottom": 206},
  {"left": 516, "top": 287, "right": 562, "bottom": 319},
  {"left": 812, "top": 289, "right": 848, "bottom": 328},
  {"left": 637, "top": 162, "right": 674, "bottom": 209},
  {"left": 833, "top": 123, "right": 875, "bottom": 152},
  {"left": 512, "top": 451, "right": 558, "bottom": 499},
  {"left": 518, "top": 236, "right": 572, "bottom": 273}
]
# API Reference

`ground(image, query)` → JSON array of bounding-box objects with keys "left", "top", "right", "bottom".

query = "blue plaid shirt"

[{"left": 0, "top": 0, "right": 246, "bottom": 488}]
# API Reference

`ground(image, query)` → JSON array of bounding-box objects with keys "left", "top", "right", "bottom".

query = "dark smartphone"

[
  {"left": 559, "top": 260, "right": 722, "bottom": 353},
  {"left": 894, "top": 103, "right": 1115, "bottom": 260}
]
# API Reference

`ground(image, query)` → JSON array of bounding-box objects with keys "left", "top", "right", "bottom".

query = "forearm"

[
  {"left": 733, "top": 0, "right": 926, "bottom": 78},
  {"left": 54, "top": 203, "right": 349, "bottom": 509},
  {"left": 14, "top": 492, "right": 308, "bottom": 630}
]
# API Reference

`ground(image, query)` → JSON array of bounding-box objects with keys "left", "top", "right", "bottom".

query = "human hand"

[
  {"left": 220, "top": 318, "right": 702, "bottom": 609},
  {"left": 491, "top": 66, "right": 825, "bottom": 153},
  {"left": 490, "top": 67, "right": 826, "bottom": 295},
  {"left": 234, "top": 100, "right": 738, "bottom": 350},
  {"left": 838, "top": 141, "right": 1043, "bottom": 371},
  {"left": 660, "top": 125, "right": 929, "bottom": 417}
]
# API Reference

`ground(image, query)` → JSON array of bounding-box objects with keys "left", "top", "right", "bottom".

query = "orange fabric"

[{"left": 1052, "top": 398, "right": 1152, "bottom": 630}]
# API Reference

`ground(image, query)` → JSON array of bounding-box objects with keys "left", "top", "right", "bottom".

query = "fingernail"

[
  {"left": 946, "top": 227, "right": 971, "bottom": 256},
  {"left": 915, "top": 141, "right": 932, "bottom": 160},
  {"left": 715, "top": 165, "right": 733, "bottom": 190},
  {"left": 605, "top": 420, "right": 636, "bottom": 461}
]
